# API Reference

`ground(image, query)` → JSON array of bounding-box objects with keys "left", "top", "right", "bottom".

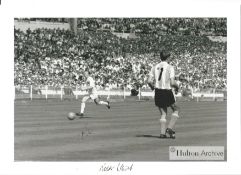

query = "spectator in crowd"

[{"left": 14, "top": 18, "right": 227, "bottom": 92}]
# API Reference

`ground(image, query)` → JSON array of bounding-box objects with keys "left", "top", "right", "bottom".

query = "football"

[{"left": 67, "top": 112, "right": 76, "bottom": 120}]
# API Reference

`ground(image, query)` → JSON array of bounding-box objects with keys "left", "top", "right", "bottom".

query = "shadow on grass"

[
  {"left": 79, "top": 116, "right": 92, "bottom": 119},
  {"left": 136, "top": 134, "right": 170, "bottom": 139}
]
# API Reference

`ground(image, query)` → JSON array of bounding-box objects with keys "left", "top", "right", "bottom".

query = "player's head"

[{"left": 160, "top": 49, "right": 171, "bottom": 61}]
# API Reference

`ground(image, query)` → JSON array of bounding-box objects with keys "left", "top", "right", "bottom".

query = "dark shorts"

[{"left": 155, "top": 88, "right": 175, "bottom": 108}]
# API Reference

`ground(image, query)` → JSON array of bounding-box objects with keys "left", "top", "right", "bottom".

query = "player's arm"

[
  {"left": 170, "top": 66, "right": 179, "bottom": 94},
  {"left": 148, "top": 79, "right": 155, "bottom": 91},
  {"left": 147, "top": 66, "right": 155, "bottom": 91},
  {"left": 170, "top": 77, "right": 179, "bottom": 94}
]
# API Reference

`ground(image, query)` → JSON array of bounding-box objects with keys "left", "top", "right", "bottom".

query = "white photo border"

[{"left": 0, "top": 0, "right": 240, "bottom": 175}]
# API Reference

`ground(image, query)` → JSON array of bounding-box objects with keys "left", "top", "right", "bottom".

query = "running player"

[
  {"left": 76, "top": 71, "right": 110, "bottom": 117},
  {"left": 148, "top": 49, "right": 180, "bottom": 139}
]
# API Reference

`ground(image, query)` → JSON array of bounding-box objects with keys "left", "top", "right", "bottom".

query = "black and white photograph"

[
  {"left": 0, "top": 0, "right": 241, "bottom": 175},
  {"left": 14, "top": 17, "right": 227, "bottom": 161}
]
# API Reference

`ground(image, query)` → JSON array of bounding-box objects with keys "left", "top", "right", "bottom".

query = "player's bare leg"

[
  {"left": 166, "top": 104, "right": 180, "bottom": 139},
  {"left": 76, "top": 96, "right": 90, "bottom": 118},
  {"left": 158, "top": 107, "right": 167, "bottom": 138},
  {"left": 94, "top": 98, "right": 110, "bottom": 109}
]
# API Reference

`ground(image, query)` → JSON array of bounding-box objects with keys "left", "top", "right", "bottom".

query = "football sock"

[
  {"left": 80, "top": 102, "right": 85, "bottom": 114},
  {"left": 159, "top": 118, "right": 167, "bottom": 135},
  {"left": 99, "top": 101, "right": 108, "bottom": 105},
  {"left": 168, "top": 111, "right": 179, "bottom": 129}
]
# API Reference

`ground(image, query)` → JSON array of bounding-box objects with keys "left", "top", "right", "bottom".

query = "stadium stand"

[{"left": 14, "top": 18, "right": 227, "bottom": 93}]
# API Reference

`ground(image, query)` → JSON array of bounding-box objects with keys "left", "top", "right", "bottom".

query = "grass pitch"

[{"left": 14, "top": 99, "right": 227, "bottom": 161}]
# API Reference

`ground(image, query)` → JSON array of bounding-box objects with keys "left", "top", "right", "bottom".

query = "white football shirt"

[
  {"left": 150, "top": 61, "right": 175, "bottom": 90},
  {"left": 86, "top": 76, "right": 97, "bottom": 95}
]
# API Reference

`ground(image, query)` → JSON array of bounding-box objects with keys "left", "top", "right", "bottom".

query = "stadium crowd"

[
  {"left": 14, "top": 18, "right": 227, "bottom": 92},
  {"left": 16, "top": 18, "right": 227, "bottom": 36}
]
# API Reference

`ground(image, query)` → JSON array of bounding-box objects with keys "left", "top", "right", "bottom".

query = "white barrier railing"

[{"left": 15, "top": 85, "right": 225, "bottom": 102}]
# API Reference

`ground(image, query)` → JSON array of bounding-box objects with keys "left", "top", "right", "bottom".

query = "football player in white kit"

[
  {"left": 148, "top": 49, "right": 180, "bottom": 139},
  {"left": 76, "top": 71, "right": 110, "bottom": 117}
]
